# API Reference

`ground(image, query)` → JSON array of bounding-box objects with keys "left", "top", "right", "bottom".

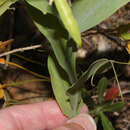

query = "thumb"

[{"left": 53, "top": 113, "right": 97, "bottom": 130}]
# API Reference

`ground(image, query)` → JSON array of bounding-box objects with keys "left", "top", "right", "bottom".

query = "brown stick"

[{"left": 0, "top": 44, "right": 42, "bottom": 57}]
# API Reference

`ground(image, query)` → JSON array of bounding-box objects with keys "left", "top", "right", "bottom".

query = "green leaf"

[
  {"left": 54, "top": 0, "right": 82, "bottom": 46},
  {"left": 25, "top": 0, "right": 54, "bottom": 14},
  {"left": 66, "top": 40, "right": 77, "bottom": 78},
  {"left": 26, "top": 3, "right": 82, "bottom": 116},
  {"left": 100, "top": 112, "right": 114, "bottom": 130},
  {"left": 67, "top": 59, "right": 110, "bottom": 95},
  {"left": 0, "top": 0, "right": 17, "bottom": 16},
  {"left": 102, "top": 102, "right": 125, "bottom": 112},
  {"left": 25, "top": 2, "right": 75, "bottom": 83},
  {"left": 72, "top": 0, "right": 130, "bottom": 32},
  {"left": 65, "top": 40, "right": 83, "bottom": 115},
  {"left": 97, "top": 77, "right": 107, "bottom": 104},
  {"left": 65, "top": 40, "right": 82, "bottom": 115},
  {"left": 48, "top": 55, "right": 73, "bottom": 117}
]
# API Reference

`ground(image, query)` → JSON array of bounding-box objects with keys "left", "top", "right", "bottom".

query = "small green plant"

[{"left": 88, "top": 77, "right": 125, "bottom": 129}]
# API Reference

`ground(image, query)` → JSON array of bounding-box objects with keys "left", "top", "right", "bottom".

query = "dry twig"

[{"left": 0, "top": 44, "right": 42, "bottom": 57}]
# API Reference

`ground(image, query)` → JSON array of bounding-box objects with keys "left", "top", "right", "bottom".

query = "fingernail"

[{"left": 53, "top": 114, "right": 97, "bottom": 130}]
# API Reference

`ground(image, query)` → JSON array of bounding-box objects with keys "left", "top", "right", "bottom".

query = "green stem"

[{"left": 110, "top": 61, "right": 124, "bottom": 101}]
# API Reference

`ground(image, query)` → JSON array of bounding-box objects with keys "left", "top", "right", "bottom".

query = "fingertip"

[
  {"left": 68, "top": 114, "right": 97, "bottom": 130},
  {"left": 54, "top": 113, "right": 97, "bottom": 130}
]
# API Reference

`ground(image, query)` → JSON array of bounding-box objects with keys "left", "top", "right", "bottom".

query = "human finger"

[
  {"left": 53, "top": 113, "right": 97, "bottom": 130},
  {"left": 0, "top": 100, "right": 68, "bottom": 130}
]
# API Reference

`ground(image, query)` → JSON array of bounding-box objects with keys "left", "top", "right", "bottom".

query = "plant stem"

[{"left": 110, "top": 61, "right": 124, "bottom": 101}]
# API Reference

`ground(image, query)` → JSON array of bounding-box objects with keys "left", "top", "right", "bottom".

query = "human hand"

[{"left": 0, "top": 100, "right": 96, "bottom": 130}]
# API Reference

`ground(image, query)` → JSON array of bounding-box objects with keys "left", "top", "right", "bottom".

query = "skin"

[{"left": 0, "top": 100, "right": 96, "bottom": 130}]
